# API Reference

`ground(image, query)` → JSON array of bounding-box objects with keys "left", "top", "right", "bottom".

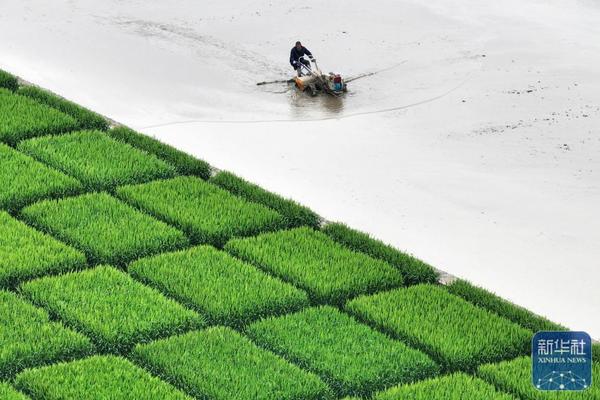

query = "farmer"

[{"left": 290, "top": 41, "right": 314, "bottom": 76}]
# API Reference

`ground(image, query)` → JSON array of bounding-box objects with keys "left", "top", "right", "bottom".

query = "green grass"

[
  {"left": 446, "top": 279, "right": 566, "bottom": 332},
  {"left": 0, "top": 212, "right": 86, "bottom": 288},
  {"left": 345, "top": 285, "right": 532, "bottom": 372},
  {"left": 210, "top": 171, "right": 320, "bottom": 228},
  {"left": 322, "top": 222, "right": 439, "bottom": 285},
  {"left": 20, "top": 266, "right": 203, "bottom": 353},
  {"left": 14, "top": 355, "right": 192, "bottom": 400},
  {"left": 0, "top": 382, "right": 29, "bottom": 400},
  {"left": 477, "top": 356, "right": 600, "bottom": 399},
  {"left": 594, "top": 343, "right": 599, "bottom": 363},
  {"left": 116, "top": 176, "right": 285, "bottom": 246},
  {"left": 133, "top": 327, "right": 333, "bottom": 400},
  {"left": 224, "top": 227, "right": 403, "bottom": 305},
  {"left": 18, "top": 130, "right": 177, "bottom": 191},
  {"left": 20, "top": 192, "right": 189, "bottom": 266},
  {"left": 373, "top": 372, "right": 515, "bottom": 400},
  {"left": 129, "top": 245, "right": 309, "bottom": 328},
  {"left": 0, "top": 290, "right": 94, "bottom": 379},
  {"left": 108, "top": 126, "right": 211, "bottom": 178},
  {"left": 0, "top": 143, "right": 82, "bottom": 212},
  {"left": 0, "top": 69, "right": 19, "bottom": 91},
  {"left": 17, "top": 86, "right": 109, "bottom": 130},
  {"left": 245, "top": 306, "right": 439, "bottom": 397},
  {"left": 0, "top": 88, "right": 78, "bottom": 145}
]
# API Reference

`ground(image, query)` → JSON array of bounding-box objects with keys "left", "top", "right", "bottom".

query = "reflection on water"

[
  {"left": 258, "top": 80, "right": 348, "bottom": 120},
  {"left": 288, "top": 84, "right": 346, "bottom": 119}
]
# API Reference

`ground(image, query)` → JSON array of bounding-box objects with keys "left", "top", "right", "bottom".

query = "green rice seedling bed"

[
  {"left": 14, "top": 355, "right": 192, "bottom": 400},
  {"left": 0, "top": 212, "right": 86, "bottom": 287},
  {"left": 20, "top": 266, "right": 203, "bottom": 353},
  {"left": 0, "top": 291, "right": 93, "bottom": 379},
  {"left": 477, "top": 356, "right": 600, "bottom": 399},
  {"left": 0, "top": 69, "right": 19, "bottom": 91},
  {"left": 245, "top": 306, "right": 439, "bottom": 397},
  {"left": 0, "top": 143, "right": 82, "bottom": 212},
  {"left": 322, "top": 222, "right": 439, "bottom": 285},
  {"left": 0, "top": 383, "right": 29, "bottom": 400},
  {"left": 447, "top": 279, "right": 566, "bottom": 332},
  {"left": 210, "top": 171, "right": 320, "bottom": 228},
  {"left": 129, "top": 245, "right": 309, "bottom": 328},
  {"left": 225, "top": 227, "right": 403, "bottom": 305},
  {"left": 0, "top": 88, "right": 78, "bottom": 145},
  {"left": 133, "top": 327, "right": 332, "bottom": 400},
  {"left": 372, "top": 372, "right": 514, "bottom": 400},
  {"left": 116, "top": 176, "right": 285, "bottom": 246},
  {"left": 20, "top": 192, "right": 188, "bottom": 266},
  {"left": 17, "top": 86, "right": 108, "bottom": 130},
  {"left": 345, "top": 284, "right": 532, "bottom": 372},
  {"left": 108, "top": 126, "right": 211, "bottom": 178},
  {"left": 18, "top": 130, "right": 176, "bottom": 191}
]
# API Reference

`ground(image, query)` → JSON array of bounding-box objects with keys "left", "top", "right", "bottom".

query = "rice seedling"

[
  {"left": 0, "top": 143, "right": 82, "bottom": 212},
  {"left": 20, "top": 192, "right": 189, "bottom": 266},
  {"left": 0, "top": 69, "right": 19, "bottom": 91},
  {"left": 345, "top": 284, "right": 532, "bottom": 372},
  {"left": 116, "top": 176, "right": 285, "bottom": 246},
  {"left": 18, "top": 130, "right": 176, "bottom": 191},
  {"left": 322, "top": 222, "right": 439, "bottom": 284},
  {"left": 14, "top": 355, "right": 192, "bottom": 400},
  {"left": 20, "top": 266, "right": 203, "bottom": 353},
  {"left": 0, "top": 88, "right": 78, "bottom": 145},
  {"left": 245, "top": 306, "right": 439, "bottom": 397},
  {"left": 447, "top": 279, "right": 566, "bottom": 332},
  {"left": 0, "top": 383, "right": 29, "bottom": 400},
  {"left": 108, "top": 126, "right": 211, "bottom": 178},
  {"left": 373, "top": 372, "right": 514, "bottom": 400},
  {"left": 0, "top": 212, "right": 86, "bottom": 287},
  {"left": 477, "top": 356, "right": 600, "bottom": 399},
  {"left": 133, "top": 327, "right": 333, "bottom": 400},
  {"left": 224, "top": 227, "right": 403, "bottom": 305},
  {"left": 17, "top": 86, "right": 108, "bottom": 130},
  {"left": 129, "top": 245, "right": 309, "bottom": 328},
  {"left": 210, "top": 171, "right": 320, "bottom": 228},
  {"left": 594, "top": 343, "right": 599, "bottom": 363},
  {"left": 0, "top": 290, "right": 94, "bottom": 379}
]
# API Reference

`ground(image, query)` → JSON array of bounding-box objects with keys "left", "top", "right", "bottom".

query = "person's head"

[{"left": 295, "top": 41, "right": 302, "bottom": 50}]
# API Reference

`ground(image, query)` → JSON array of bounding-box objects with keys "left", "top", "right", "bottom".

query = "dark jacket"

[{"left": 290, "top": 46, "right": 312, "bottom": 66}]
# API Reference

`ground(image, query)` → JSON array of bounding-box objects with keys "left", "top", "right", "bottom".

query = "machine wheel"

[{"left": 308, "top": 85, "right": 318, "bottom": 97}]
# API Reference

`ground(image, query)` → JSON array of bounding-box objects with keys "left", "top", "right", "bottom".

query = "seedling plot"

[
  {"left": 18, "top": 130, "right": 176, "bottom": 191},
  {"left": 117, "top": 176, "right": 285, "bottom": 247},
  {"left": 0, "top": 291, "right": 93, "bottom": 379},
  {"left": 224, "top": 227, "right": 403, "bottom": 305},
  {"left": 129, "top": 245, "right": 309, "bottom": 328},
  {"left": 17, "top": 86, "right": 109, "bottom": 130},
  {"left": 446, "top": 279, "right": 566, "bottom": 332},
  {"left": 478, "top": 356, "right": 600, "bottom": 399},
  {"left": 0, "top": 88, "right": 78, "bottom": 145},
  {"left": 0, "top": 212, "right": 86, "bottom": 287},
  {"left": 0, "top": 383, "right": 29, "bottom": 400},
  {"left": 245, "top": 306, "right": 439, "bottom": 397},
  {"left": 345, "top": 284, "right": 532, "bottom": 372},
  {"left": 20, "top": 192, "right": 188, "bottom": 266},
  {"left": 133, "top": 327, "right": 332, "bottom": 400},
  {"left": 0, "top": 69, "right": 19, "bottom": 91},
  {"left": 20, "top": 266, "right": 203, "bottom": 353},
  {"left": 210, "top": 171, "right": 320, "bottom": 228},
  {"left": 108, "top": 126, "right": 211, "bottom": 179},
  {"left": 14, "top": 355, "right": 192, "bottom": 400},
  {"left": 322, "top": 222, "right": 439, "bottom": 285},
  {"left": 373, "top": 372, "right": 514, "bottom": 400},
  {"left": 0, "top": 143, "right": 82, "bottom": 212}
]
